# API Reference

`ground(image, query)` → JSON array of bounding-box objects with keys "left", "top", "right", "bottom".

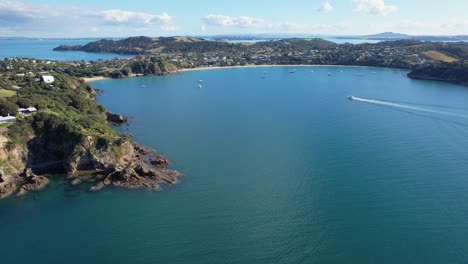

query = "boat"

[
  {"left": 141, "top": 85, "right": 146, "bottom": 88},
  {"left": 289, "top": 69, "right": 296, "bottom": 73},
  {"left": 198, "top": 84, "right": 203, "bottom": 89},
  {"left": 327, "top": 72, "right": 333, "bottom": 76},
  {"left": 347, "top": 96, "right": 356, "bottom": 100},
  {"left": 198, "top": 80, "right": 204, "bottom": 83}
]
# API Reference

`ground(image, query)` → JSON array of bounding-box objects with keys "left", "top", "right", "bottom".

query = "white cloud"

[
  {"left": 317, "top": 2, "right": 333, "bottom": 13},
  {"left": 99, "top": 10, "right": 174, "bottom": 27},
  {"left": 202, "top": 14, "right": 266, "bottom": 28},
  {"left": 0, "top": 0, "right": 177, "bottom": 36},
  {"left": 353, "top": 0, "right": 397, "bottom": 16},
  {"left": 201, "top": 14, "right": 350, "bottom": 34}
]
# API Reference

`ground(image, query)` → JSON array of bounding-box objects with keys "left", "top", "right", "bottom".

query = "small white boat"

[
  {"left": 198, "top": 80, "right": 204, "bottom": 83},
  {"left": 327, "top": 72, "right": 333, "bottom": 76},
  {"left": 141, "top": 85, "right": 146, "bottom": 88},
  {"left": 289, "top": 69, "right": 296, "bottom": 73},
  {"left": 198, "top": 84, "right": 203, "bottom": 89}
]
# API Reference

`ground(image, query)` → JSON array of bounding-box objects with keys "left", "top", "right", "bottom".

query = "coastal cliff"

[
  {"left": 0, "top": 68, "right": 180, "bottom": 199},
  {"left": 407, "top": 61, "right": 468, "bottom": 86}
]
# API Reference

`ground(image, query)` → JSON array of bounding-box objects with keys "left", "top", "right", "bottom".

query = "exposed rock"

[
  {"left": 16, "top": 169, "right": 50, "bottom": 196},
  {"left": 1, "top": 131, "right": 180, "bottom": 198},
  {"left": 86, "top": 142, "right": 179, "bottom": 192},
  {"left": 0, "top": 170, "right": 17, "bottom": 199},
  {"left": 106, "top": 112, "right": 128, "bottom": 123}
]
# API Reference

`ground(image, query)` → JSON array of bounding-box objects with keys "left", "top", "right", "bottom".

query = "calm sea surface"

[
  {"left": 0, "top": 38, "right": 131, "bottom": 61},
  {"left": 1, "top": 66, "right": 468, "bottom": 263}
]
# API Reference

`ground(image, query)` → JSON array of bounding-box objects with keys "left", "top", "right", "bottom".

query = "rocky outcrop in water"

[
  {"left": 66, "top": 137, "right": 180, "bottom": 192},
  {"left": 16, "top": 169, "right": 50, "bottom": 196},
  {"left": 106, "top": 112, "right": 128, "bottom": 124},
  {"left": 0, "top": 132, "right": 180, "bottom": 199}
]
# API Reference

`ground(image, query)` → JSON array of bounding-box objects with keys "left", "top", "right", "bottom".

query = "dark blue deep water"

[{"left": 1, "top": 66, "right": 468, "bottom": 263}]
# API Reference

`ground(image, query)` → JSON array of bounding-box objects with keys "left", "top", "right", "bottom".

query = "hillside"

[
  {"left": 54, "top": 36, "right": 236, "bottom": 54},
  {"left": 408, "top": 61, "right": 468, "bottom": 86},
  {"left": 0, "top": 59, "right": 180, "bottom": 198}
]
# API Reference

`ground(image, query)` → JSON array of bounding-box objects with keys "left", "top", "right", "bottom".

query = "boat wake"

[{"left": 349, "top": 96, "right": 468, "bottom": 119}]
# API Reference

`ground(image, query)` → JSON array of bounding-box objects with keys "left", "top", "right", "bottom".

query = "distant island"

[
  {"left": 54, "top": 36, "right": 468, "bottom": 86},
  {"left": 335, "top": 32, "right": 468, "bottom": 42}
]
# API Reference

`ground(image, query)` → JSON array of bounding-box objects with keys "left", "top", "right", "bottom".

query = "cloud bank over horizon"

[{"left": 0, "top": 0, "right": 466, "bottom": 37}]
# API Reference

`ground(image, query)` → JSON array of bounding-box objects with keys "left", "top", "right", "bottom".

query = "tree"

[{"left": 0, "top": 100, "right": 18, "bottom": 116}]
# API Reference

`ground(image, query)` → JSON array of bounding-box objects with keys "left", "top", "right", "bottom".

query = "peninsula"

[
  {"left": 0, "top": 58, "right": 180, "bottom": 198},
  {"left": 54, "top": 36, "right": 468, "bottom": 86}
]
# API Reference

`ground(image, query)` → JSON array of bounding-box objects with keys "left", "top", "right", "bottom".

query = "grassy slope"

[
  {"left": 422, "top": 51, "right": 458, "bottom": 62},
  {"left": 0, "top": 89, "right": 16, "bottom": 99}
]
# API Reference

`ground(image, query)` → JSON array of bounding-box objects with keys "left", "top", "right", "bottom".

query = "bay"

[{"left": 1, "top": 66, "right": 468, "bottom": 263}]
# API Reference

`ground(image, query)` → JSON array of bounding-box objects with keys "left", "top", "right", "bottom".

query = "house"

[
  {"left": 41, "top": 75, "right": 55, "bottom": 84},
  {"left": 18, "top": 107, "right": 37, "bottom": 116}
]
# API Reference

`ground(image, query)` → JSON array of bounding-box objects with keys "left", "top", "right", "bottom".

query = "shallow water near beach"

[{"left": 2, "top": 66, "right": 468, "bottom": 263}]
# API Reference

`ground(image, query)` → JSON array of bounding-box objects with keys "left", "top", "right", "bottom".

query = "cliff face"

[
  {"left": 0, "top": 131, "right": 180, "bottom": 198},
  {"left": 0, "top": 72, "right": 180, "bottom": 199},
  {"left": 407, "top": 61, "right": 468, "bottom": 86},
  {"left": 0, "top": 135, "right": 27, "bottom": 198}
]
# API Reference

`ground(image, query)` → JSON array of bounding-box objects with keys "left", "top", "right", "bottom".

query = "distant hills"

[
  {"left": 54, "top": 36, "right": 337, "bottom": 55},
  {"left": 336, "top": 32, "right": 468, "bottom": 42}
]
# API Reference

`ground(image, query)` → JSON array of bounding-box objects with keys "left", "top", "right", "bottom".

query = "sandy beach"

[
  {"left": 84, "top": 64, "right": 400, "bottom": 83},
  {"left": 175, "top": 64, "right": 391, "bottom": 73},
  {"left": 82, "top": 76, "right": 110, "bottom": 83}
]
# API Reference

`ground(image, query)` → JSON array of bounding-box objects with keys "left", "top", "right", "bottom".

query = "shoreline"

[
  {"left": 82, "top": 76, "right": 110, "bottom": 82},
  {"left": 86, "top": 64, "right": 408, "bottom": 83},
  {"left": 176, "top": 64, "right": 406, "bottom": 73}
]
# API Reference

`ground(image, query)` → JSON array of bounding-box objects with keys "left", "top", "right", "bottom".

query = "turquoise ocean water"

[
  {"left": 0, "top": 38, "right": 131, "bottom": 61},
  {"left": 1, "top": 66, "right": 468, "bottom": 263}
]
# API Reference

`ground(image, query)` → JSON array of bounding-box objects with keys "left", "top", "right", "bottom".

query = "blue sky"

[{"left": 0, "top": 0, "right": 467, "bottom": 37}]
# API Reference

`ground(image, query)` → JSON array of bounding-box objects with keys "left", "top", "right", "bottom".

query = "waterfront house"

[{"left": 18, "top": 107, "right": 37, "bottom": 116}]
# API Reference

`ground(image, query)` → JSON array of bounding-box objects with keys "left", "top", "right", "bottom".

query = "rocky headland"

[{"left": 0, "top": 69, "right": 180, "bottom": 199}]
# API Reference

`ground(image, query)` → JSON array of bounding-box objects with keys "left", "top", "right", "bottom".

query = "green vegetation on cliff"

[
  {"left": 408, "top": 60, "right": 468, "bottom": 86},
  {"left": 0, "top": 58, "right": 180, "bottom": 198}
]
